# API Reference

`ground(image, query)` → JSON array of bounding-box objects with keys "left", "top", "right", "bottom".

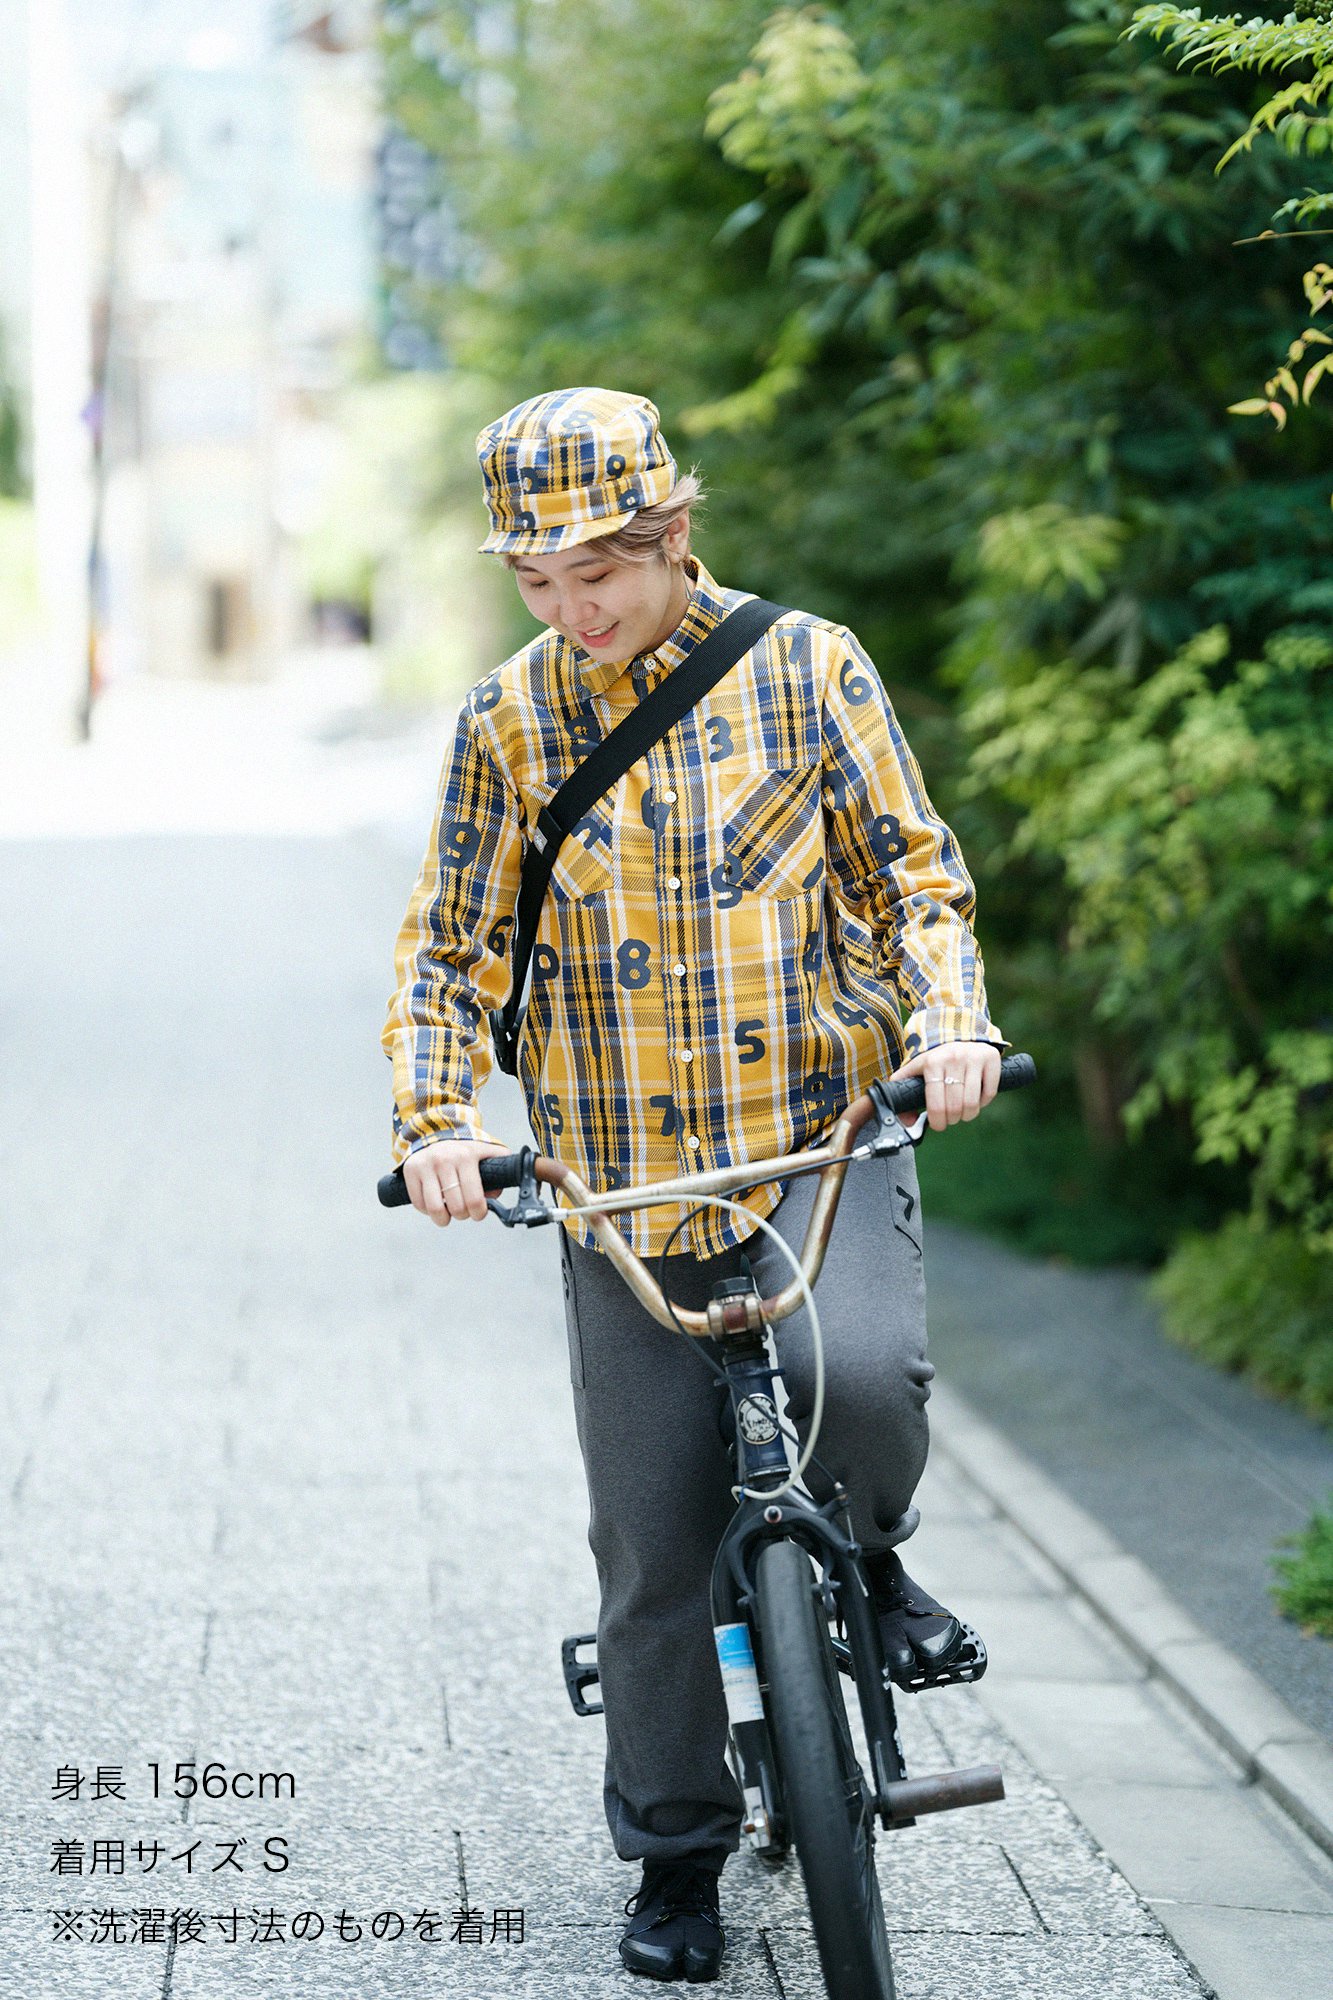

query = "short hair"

[{"left": 503, "top": 469, "right": 706, "bottom": 569}]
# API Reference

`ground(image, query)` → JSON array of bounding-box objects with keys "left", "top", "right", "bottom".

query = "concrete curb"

[{"left": 929, "top": 1379, "right": 1333, "bottom": 1862}]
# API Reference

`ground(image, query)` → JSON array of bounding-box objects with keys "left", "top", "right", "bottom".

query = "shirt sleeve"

[
  {"left": 381, "top": 699, "right": 524, "bottom": 1158},
  {"left": 820, "top": 628, "right": 1007, "bottom": 1060}
]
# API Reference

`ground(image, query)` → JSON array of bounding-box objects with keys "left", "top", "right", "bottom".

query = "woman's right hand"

[{"left": 403, "top": 1137, "right": 512, "bottom": 1227}]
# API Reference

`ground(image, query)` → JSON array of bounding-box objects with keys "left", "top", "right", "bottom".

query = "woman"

[{"left": 383, "top": 386, "right": 1005, "bottom": 1983}]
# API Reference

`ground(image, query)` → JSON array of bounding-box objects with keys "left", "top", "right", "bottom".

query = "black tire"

[{"left": 755, "top": 1537, "right": 895, "bottom": 2000}]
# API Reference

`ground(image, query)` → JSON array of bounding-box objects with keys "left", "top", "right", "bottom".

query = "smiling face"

[{"left": 511, "top": 514, "right": 692, "bottom": 663}]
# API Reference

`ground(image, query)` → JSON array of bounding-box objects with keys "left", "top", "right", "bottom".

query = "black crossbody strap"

[{"left": 489, "top": 595, "right": 790, "bottom": 1074}]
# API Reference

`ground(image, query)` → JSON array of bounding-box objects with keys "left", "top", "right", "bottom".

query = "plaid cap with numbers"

[{"left": 475, "top": 386, "right": 678, "bottom": 555}]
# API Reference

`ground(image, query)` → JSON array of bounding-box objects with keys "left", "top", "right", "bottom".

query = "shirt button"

[
  {"left": 661, "top": 789, "right": 677, "bottom": 804},
  {"left": 667, "top": 876, "right": 681, "bottom": 891},
  {"left": 686, "top": 1134, "right": 701, "bottom": 1151},
  {"left": 680, "top": 1049, "right": 694, "bottom": 1063},
  {"left": 672, "top": 962, "right": 686, "bottom": 978}
]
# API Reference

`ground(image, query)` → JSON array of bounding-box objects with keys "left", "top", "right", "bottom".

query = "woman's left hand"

[{"left": 892, "top": 1041, "right": 1002, "bottom": 1134}]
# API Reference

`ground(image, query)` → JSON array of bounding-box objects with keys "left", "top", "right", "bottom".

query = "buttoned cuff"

[{"left": 902, "top": 1007, "right": 1009, "bottom": 1060}]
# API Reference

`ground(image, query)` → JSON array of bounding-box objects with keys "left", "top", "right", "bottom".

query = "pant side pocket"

[{"left": 559, "top": 1228, "right": 587, "bottom": 1391}]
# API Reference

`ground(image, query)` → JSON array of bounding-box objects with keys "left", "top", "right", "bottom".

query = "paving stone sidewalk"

[{"left": 1, "top": 829, "right": 1329, "bottom": 1998}]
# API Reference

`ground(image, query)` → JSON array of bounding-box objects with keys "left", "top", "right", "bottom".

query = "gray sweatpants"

[{"left": 557, "top": 1145, "right": 934, "bottom": 1871}]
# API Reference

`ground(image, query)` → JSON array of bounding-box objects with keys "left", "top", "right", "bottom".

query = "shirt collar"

[{"left": 565, "top": 554, "right": 729, "bottom": 696}]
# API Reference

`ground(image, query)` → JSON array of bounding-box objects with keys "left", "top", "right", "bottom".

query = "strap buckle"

[{"left": 487, "top": 1006, "right": 519, "bottom": 1076}]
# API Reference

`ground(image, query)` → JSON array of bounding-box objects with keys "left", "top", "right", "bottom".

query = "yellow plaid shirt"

[{"left": 383, "top": 556, "right": 1006, "bottom": 1257}]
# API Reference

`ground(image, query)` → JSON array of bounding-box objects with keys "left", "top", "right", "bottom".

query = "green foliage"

[
  {"left": 1272, "top": 1494, "right": 1333, "bottom": 1637},
  {"left": 0, "top": 327, "right": 24, "bottom": 500},
  {"left": 1128, "top": 5, "right": 1333, "bottom": 166},
  {"left": 967, "top": 620, "right": 1333, "bottom": 1251},
  {"left": 1152, "top": 1214, "right": 1333, "bottom": 1417},
  {"left": 916, "top": 1086, "right": 1244, "bottom": 1261}
]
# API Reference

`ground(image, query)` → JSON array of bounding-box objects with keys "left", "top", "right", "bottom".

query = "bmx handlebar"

[
  {"left": 377, "top": 1053, "right": 1035, "bottom": 1338},
  {"left": 379, "top": 1054, "right": 1033, "bottom": 1334}
]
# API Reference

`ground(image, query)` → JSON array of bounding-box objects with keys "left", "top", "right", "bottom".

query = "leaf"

[
  {"left": 713, "top": 197, "right": 767, "bottom": 247},
  {"left": 1303, "top": 354, "right": 1333, "bottom": 401}
]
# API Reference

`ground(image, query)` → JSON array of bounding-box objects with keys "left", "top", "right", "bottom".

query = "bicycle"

[{"left": 380, "top": 1050, "right": 1035, "bottom": 2000}]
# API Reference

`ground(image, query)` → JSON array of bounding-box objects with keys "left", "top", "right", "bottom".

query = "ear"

[{"left": 663, "top": 513, "right": 691, "bottom": 563}]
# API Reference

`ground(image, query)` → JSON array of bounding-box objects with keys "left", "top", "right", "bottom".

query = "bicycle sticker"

[
  {"left": 736, "top": 1394, "right": 780, "bottom": 1445},
  {"left": 714, "top": 1623, "right": 765, "bottom": 1726}
]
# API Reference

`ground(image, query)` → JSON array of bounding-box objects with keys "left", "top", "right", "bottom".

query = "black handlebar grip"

[
  {"left": 883, "top": 1050, "right": 1036, "bottom": 1116},
  {"left": 376, "top": 1151, "right": 534, "bottom": 1209}
]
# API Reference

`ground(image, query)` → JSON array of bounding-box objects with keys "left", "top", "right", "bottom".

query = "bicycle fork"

[{"left": 707, "top": 1314, "right": 1002, "bottom": 1852}]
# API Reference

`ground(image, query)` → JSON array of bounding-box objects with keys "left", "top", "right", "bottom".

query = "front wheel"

[{"left": 755, "top": 1536, "right": 895, "bottom": 2000}]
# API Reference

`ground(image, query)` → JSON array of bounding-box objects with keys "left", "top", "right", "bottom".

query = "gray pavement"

[
  {"left": 922, "top": 1226, "right": 1333, "bottom": 1738},
  {"left": 0, "top": 800, "right": 1329, "bottom": 1997}
]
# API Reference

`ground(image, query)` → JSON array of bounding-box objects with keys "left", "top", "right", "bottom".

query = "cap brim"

[{"left": 478, "top": 512, "right": 632, "bottom": 557}]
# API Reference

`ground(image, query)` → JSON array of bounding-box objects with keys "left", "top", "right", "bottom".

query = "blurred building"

[
  {"left": 0, "top": 0, "right": 380, "bottom": 720},
  {"left": 93, "top": 2, "right": 379, "bottom": 681}
]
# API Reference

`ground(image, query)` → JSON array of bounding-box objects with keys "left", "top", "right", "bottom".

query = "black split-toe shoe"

[
  {"left": 619, "top": 1857, "right": 726, "bottom": 1983},
  {"left": 864, "top": 1547, "right": 965, "bottom": 1685}
]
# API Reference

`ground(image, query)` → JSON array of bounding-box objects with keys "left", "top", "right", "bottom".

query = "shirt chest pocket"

[
  {"left": 714, "top": 764, "right": 825, "bottom": 903},
  {"left": 542, "top": 800, "right": 616, "bottom": 904}
]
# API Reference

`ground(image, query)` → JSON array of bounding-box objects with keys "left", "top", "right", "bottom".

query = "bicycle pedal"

[
  {"left": 889, "top": 1623, "right": 988, "bottom": 1694},
  {"left": 561, "top": 1632, "right": 603, "bottom": 1716}
]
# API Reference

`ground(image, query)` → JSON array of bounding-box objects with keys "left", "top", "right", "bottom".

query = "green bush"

[
  {"left": 1151, "top": 1215, "right": 1333, "bottom": 1423},
  {"left": 916, "top": 1087, "right": 1244, "bottom": 1265},
  {"left": 1272, "top": 1498, "right": 1333, "bottom": 1640}
]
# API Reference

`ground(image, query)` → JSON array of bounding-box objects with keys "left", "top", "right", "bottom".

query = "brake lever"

[
  {"left": 852, "top": 1079, "right": 925, "bottom": 1160},
  {"left": 485, "top": 1146, "right": 553, "bottom": 1229}
]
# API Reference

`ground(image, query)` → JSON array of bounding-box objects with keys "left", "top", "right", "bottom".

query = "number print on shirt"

[
  {"left": 572, "top": 812, "right": 609, "bottom": 851},
  {"left": 641, "top": 792, "right": 670, "bottom": 834},
  {"left": 473, "top": 676, "right": 501, "bottom": 713},
  {"left": 823, "top": 764, "right": 848, "bottom": 812},
  {"left": 803, "top": 1070, "right": 835, "bottom": 1116},
  {"left": 616, "top": 938, "right": 652, "bottom": 989},
  {"left": 565, "top": 712, "right": 599, "bottom": 754},
  {"left": 542, "top": 1092, "right": 565, "bottom": 1136},
  {"left": 869, "top": 813, "right": 909, "bottom": 868},
  {"left": 839, "top": 657, "right": 872, "bottom": 705},
  {"left": 442, "top": 822, "right": 479, "bottom": 866},
  {"left": 709, "top": 854, "right": 743, "bottom": 911},
  {"left": 735, "top": 1019, "right": 767, "bottom": 1065},
  {"left": 649, "top": 1093, "right": 681, "bottom": 1136},
  {"left": 487, "top": 915, "right": 513, "bottom": 957},
  {"left": 533, "top": 943, "right": 560, "bottom": 980},
  {"left": 705, "top": 714, "right": 734, "bottom": 762},
  {"left": 832, "top": 998, "right": 871, "bottom": 1028}
]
